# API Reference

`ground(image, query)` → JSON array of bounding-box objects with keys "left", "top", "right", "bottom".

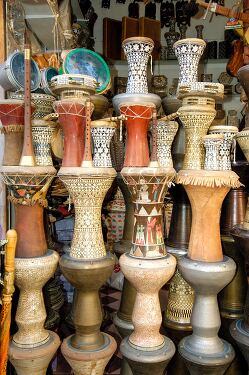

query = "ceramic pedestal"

[
  {"left": 58, "top": 167, "right": 117, "bottom": 375},
  {"left": 0, "top": 99, "right": 24, "bottom": 166},
  {"left": 32, "top": 120, "right": 57, "bottom": 166},
  {"left": 54, "top": 100, "right": 91, "bottom": 167}
]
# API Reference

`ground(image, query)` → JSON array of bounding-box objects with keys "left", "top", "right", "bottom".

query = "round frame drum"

[
  {"left": 0, "top": 51, "right": 41, "bottom": 92},
  {"left": 63, "top": 48, "right": 111, "bottom": 94},
  {"left": 40, "top": 67, "right": 58, "bottom": 95}
]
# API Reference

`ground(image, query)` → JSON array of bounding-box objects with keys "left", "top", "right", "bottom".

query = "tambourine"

[
  {"left": 49, "top": 74, "right": 97, "bottom": 99},
  {"left": 0, "top": 51, "right": 41, "bottom": 92}
]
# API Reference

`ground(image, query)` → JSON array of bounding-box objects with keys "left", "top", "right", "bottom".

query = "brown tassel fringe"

[
  {"left": 176, "top": 174, "right": 242, "bottom": 189},
  {"left": 8, "top": 195, "right": 48, "bottom": 208}
]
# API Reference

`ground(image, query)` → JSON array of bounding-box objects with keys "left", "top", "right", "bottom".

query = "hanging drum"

[
  {"left": 0, "top": 51, "right": 41, "bottom": 92},
  {"left": 40, "top": 67, "right": 58, "bottom": 96},
  {"left": 63, "top": 48, "right": 111, "bottom": 95}
]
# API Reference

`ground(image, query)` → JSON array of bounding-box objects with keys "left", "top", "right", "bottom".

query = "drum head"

[
  {"left": 41, "top": 67, "right": 58, "bottom": 95},
  {"left": 10, "top": 52, "right": 41, "bottom": 91},
  {"left": 63, "top": 48, "right": 111, "bottom": 94}
]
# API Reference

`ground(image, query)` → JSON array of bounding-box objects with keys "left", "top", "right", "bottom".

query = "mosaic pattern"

[
  {"left": 32, "top": 125, "right": 56, "bottom": 166},
  {"left": 13, "top": 251, "right": 59, "bottom": 348},
  {"left": 209, "top": 126, "right": 238, "bottom": 170},
  {"left": 58, "top": 175, "right": 115, "bottom": 259},
  {"left": 122, "top": 38, "right": 154, "bottom": 94},
  {"left": 174, "top": 38, "right": 206, "bottom": 85},
  {"left": 157, "top": 120, "right": 178, "bottom": 168},
  {"left": 91, "top": 127, "right": 116, "bottom": 167},
  {"left": 165, "top": 268, "right": 194, "bottom": 325}
]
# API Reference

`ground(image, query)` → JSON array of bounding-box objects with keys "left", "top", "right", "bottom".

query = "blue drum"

[
  {"left": 0, "top": 51, "right": 41, "bottom": 92},
  {"left": 40, "top": 67, "right": 58, "bottom": 96}
]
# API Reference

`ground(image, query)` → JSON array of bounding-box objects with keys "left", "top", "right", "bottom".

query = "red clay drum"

[
  {"left": 54, "top": 100, "right": 89, "bottom": 167},
  {"left": 0, "top": 99, "right": 24, "bottom": 165},
  {"left": 120, "top": 104, "right": 155, "bottom": 167}
]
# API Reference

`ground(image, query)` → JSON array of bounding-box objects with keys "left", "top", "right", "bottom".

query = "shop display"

[{"left": 0, "top": 1, "right": 248, "bottom": 374}]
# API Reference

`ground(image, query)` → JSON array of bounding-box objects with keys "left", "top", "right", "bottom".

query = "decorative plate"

[{"left": 63, "top": 48, "right": 111, "bottom": 94}]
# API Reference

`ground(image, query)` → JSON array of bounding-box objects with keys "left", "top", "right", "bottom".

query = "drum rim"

[
  {"left": 62, "top": 48, "right": 111, "bottom": 94},
  {"left": 40, "top": 67, "right": 58, "bottom": 96},
  {"left": 9, "top": 51, "right": 41, "bottom": 91}
]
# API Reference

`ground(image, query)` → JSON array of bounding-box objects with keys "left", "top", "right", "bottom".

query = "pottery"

[
  {"left": 178, "top": 256, "right": 236, "bottom": 375},
  {"left": 10, "top": 92, "right": 56, "bottom": 120},
  {"left": 164, "top": 19, "right": 180, "bottom": 60},
  {"left": 58, "top": 167, "right": 117, "bottom": 375}
]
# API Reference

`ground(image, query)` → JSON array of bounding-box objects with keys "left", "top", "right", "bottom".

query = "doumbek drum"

[
  {"left": 0, "top": 99, "right": 25, "bottom": 166},
  {"left": 120, "top": 103, "right": 156, "bottom": 167}
]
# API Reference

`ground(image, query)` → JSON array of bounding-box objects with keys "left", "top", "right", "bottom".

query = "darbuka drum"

[
  {"left": 120, "top": 103, "right": 155, "bottom": 167},
  {"left": 63, "top": 48, "right": 111, "bottom": 94},
  {"left": 91, "top": 119, "right": 117, "bottom": 167},
  {"left": 0, "top": 99, "right": 24, "bottom": 165},
  {"left": 40, "top": 67, "right": 58, "bottom": 96},
  {"left": 0, "top": 51, "right": 41, "bottom": 92}
]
